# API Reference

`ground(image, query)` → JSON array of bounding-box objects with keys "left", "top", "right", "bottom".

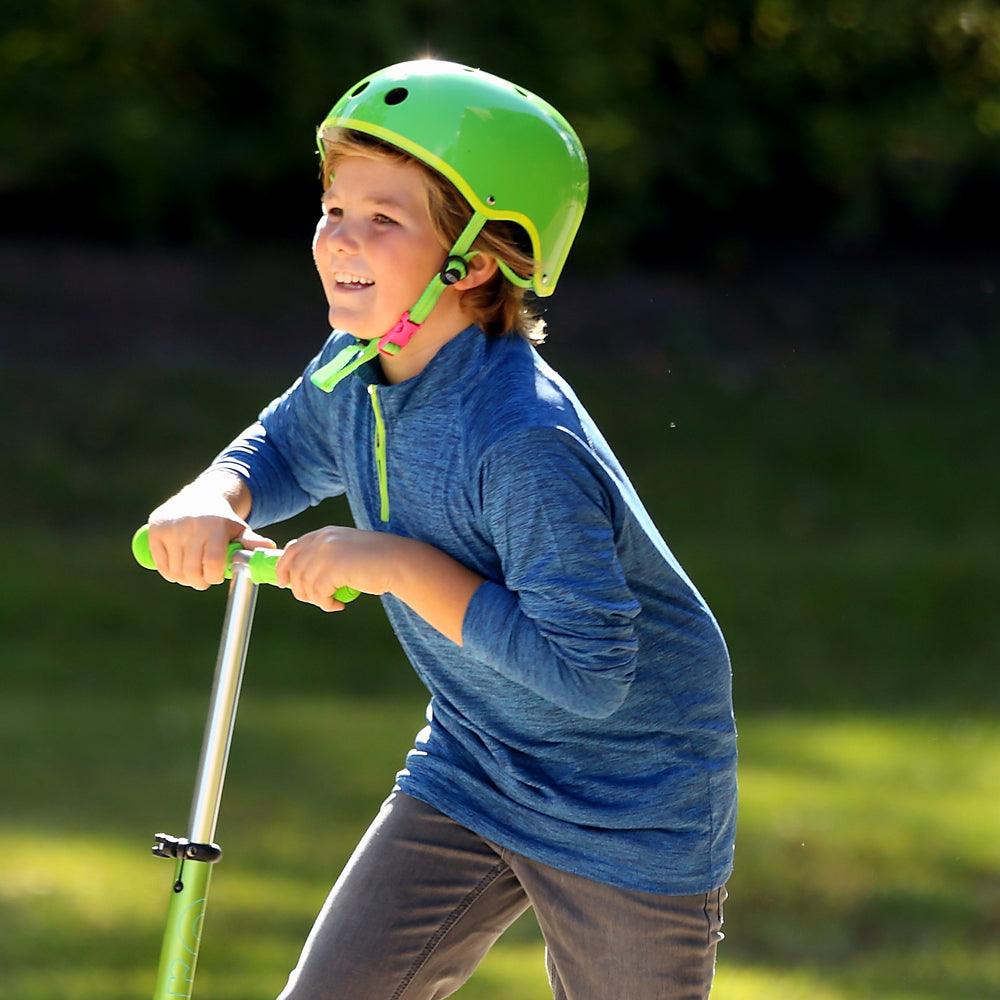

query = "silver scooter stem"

[{"left": 187, "top": 552, "right": 259, "bottom": 846}]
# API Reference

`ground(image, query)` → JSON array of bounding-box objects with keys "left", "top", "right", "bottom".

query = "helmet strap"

[
  {"left": 496, "top": 259, "right": 533, "bottom": 288},
  {"left": 377, "top": 210, "right": 487, "bottom": 355},
  {"left": 310, "top": 210, "right": 494, "bottom": 393}
]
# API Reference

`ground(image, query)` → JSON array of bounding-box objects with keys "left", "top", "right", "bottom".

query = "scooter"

[{"left": 131, "top": 526, "right": 358, "bottom": 1000}]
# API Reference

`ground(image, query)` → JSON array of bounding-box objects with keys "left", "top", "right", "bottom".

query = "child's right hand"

[{"left": 147, "top": 486, "right": 275, "bottom": 591}]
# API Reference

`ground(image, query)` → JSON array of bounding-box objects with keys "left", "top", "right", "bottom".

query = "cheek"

[
  {"left": 394, "top": 234, "right": 445, "bottom": 288},
  {"left": 312, "top": 217, "right": 328, "bottom": 259},
  {"left": 312, "top": 223, "right": 335, "bottom": 288}
]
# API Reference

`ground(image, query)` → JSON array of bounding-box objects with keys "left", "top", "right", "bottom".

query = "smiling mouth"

[{"left": 333, "top": 271, "right": 375, "bottom": 290}]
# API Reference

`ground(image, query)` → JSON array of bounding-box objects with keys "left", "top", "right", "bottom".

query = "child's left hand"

[{"left": 275, "top": 526, "right": 399, "bottom": 612}]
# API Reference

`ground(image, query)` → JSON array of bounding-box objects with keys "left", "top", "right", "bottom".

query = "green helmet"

[{"left": 316, "top": 59, "right": 588, "bottom": 297}]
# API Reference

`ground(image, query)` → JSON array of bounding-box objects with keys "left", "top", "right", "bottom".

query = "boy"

[{"left": 147, "top": 59, "right": 736, "bottom": 999}]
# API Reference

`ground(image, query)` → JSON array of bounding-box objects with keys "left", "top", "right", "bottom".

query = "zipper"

[{"left": 367, "top": 384, "right": 390, "bottom": 523}]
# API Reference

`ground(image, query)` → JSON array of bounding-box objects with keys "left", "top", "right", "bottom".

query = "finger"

[
  {"left": 241, "top": 529, "right": 277, "bottom": 550},
  {"left": 275, "top": 540, "right": 299, "bottom": 588},
  {"left": 148, "top": 533, "right": 178, "bottom": 584},
  {"left": 281, "top": 551, "right": 313, "bottom": 606},
  {"left": 314, "top": 596, "right": 345, "bottom": 613},
  {"left": 180, "top": 536, "right": 210, "bottom": 590},
  {"left": 302, "top": 564, "right": 341, "bottom": 612},
  {"left": 290, "top": 574, "right": 313, "bottom": 607},
  {"left": 202, "top": 534, "right": 230, "bottom": 586},
  {"left": 300, "top": 567, "right": 342, "bottom": 612},
  {"left": 158, "top": 529, "right": 186, "bottom": 584},
  {"left": 305, "top": 566, "right": 348, "bottom": 613},
  {"left": 297, "top": 557, "right": 330, "bottom": 609}
]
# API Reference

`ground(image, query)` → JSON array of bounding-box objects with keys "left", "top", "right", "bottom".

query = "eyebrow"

[
  {"left": 322, "top": 190, "right": 411, "bottom": 212},
  {"left": 367, "top": 194, "right": 408, "bottom": 210}
]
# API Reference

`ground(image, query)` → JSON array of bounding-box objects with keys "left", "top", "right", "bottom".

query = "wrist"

[
  {"left": 384, "top": 534, "right": 420, "bottom": 597},
  {"left": 188, "top": 470, "right": 252, "bottom": 521},
  {"left": 380, "top": 535, "right": 484, "bottom": 646}
]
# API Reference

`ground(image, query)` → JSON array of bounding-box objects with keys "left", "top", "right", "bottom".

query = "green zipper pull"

[
  {"left": 368, "top": 384, "right": 390, "bottom": 523},
  {"left": 311, "top": 340, "right": 380, "bottom": 393}
]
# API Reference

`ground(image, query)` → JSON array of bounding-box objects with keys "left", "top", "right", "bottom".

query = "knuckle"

[{"left": 203, "top": 556, "right": 225, "bottom": 578}]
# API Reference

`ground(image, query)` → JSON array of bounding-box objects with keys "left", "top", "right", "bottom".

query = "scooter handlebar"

[{"left": 131, "top": 525, "right": 360, "bottom": 604}]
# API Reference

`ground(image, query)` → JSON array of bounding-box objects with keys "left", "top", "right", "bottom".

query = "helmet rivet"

[
  {"left": 486, "top": 195, "right": 496, "bottom": 206},
  {"left": 384, "top": 87, "right": 408, "bottom": 106},
  {"left": 441, "top": 256, "right": 468, "bottom": 285}
]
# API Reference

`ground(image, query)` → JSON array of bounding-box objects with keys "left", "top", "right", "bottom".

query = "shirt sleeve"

[
  {"left": 462, "top": 426, "right": 641, "bottom": 719},
  {"left": 210, "top": 338, "right": 347, "bottom": 529}
]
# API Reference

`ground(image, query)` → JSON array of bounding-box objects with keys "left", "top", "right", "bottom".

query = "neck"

[{"left": 377, "top": 310, "right": 476, "bottom": 385}]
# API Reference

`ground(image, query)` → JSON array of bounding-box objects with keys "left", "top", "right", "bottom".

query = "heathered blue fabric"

[{"left": 212, "top": 325, "right": 737, "bottom": 894}]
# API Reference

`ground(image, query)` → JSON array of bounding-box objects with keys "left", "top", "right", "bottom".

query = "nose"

[{"left": 315, "top": 212, "right": 360, "bottom": 257}]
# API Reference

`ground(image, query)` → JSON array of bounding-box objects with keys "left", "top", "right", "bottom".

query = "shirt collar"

[{"left": 354, "top": 323, "right": 487, "bottom": 412}]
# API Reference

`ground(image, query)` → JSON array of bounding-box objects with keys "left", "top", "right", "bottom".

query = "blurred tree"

[{"left": 1, "top": 0, "right": 997, "bottom": 257}]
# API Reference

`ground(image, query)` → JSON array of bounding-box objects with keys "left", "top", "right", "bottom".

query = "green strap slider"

[
  {"left": 131, "top": 526, "right": 360, "bottom": 604},
  {"left": 310, "top": 340, "right": 381, "bottom": 393}
]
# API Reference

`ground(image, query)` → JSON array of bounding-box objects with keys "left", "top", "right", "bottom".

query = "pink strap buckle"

[{"left": 378, "top": 312, "right": 421, "bottom": 355}]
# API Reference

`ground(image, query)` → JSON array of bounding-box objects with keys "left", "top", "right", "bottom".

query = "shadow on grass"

[{"left": 3, "top": 695, "right": 999, "bottom": 1000}]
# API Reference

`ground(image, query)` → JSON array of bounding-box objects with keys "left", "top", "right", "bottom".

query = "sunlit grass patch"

[
  {"left": 727, "top": 712, "right": 1000, "bottom": 994},
  {"left": 455, "top": 920, "right": 549, "bottom": 998},
  {"left": 717, "top": 940, "right": 1000, "bottom": 1000},
  {"left": 714, "top": 963, "right": 850, "bottom": 1000},
  {"left": 736, "top": 713, "right": 998, "bottom": 892},
  {"left": 3, "top": 696, "right": 998, "bottom": 998},
  {"left": 0, "top": 828, "right": 162, "bottom": 928}
]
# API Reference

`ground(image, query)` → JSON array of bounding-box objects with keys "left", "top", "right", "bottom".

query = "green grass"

[
  {"left": 2, "top": 350, "right": 998, "bottom": 997},
  {"left": 2, "top": 696, "right": 997, "bottom": 998}
]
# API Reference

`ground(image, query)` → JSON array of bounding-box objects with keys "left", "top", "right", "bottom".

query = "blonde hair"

[{"left": 320, "top": 129, "right": 545, "bottom": 343}]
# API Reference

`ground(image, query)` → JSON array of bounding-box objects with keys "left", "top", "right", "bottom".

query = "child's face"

[{"left": 314, "top": 154, "right": 447, "bottom": 340}]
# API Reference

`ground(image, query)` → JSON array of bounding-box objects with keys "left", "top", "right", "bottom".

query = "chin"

[{"left": 326, "top": 310, "right": 363, "bottom": 339}]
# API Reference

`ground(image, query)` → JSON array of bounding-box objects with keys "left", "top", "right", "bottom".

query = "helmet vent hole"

[
  {"left": 384, "top": 87, "right": 409, "bottom": 105},
  {"left": 514, "top": 87, "right": 527, "bottom": 96},
  {"left": 350, "top": 81, "right": 369, "bottom": 97}
]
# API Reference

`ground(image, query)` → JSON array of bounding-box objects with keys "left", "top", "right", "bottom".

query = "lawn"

[
  {"left": 2, "top": 694, "right": 996, "bottom": 999},
  {"left": 2, "top": 343, "right": 997, "bottom": 998}
]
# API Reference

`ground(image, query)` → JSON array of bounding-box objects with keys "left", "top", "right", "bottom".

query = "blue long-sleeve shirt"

[{"left": 213, "top": 325, "right": 737, "bottom": 894}]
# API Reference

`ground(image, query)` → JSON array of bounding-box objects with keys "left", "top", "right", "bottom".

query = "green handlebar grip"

[{"left": 131, "top": 526, "right": 360, "bottom": 604}]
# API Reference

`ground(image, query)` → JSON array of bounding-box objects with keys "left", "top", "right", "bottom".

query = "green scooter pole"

[{"left": 131, "top": 526, "right": 358, "bottom": 999}]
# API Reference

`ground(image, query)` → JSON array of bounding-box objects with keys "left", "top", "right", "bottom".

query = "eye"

[
  {"left": 323, "top": 204, "right": 343, "bottom": 219},
  {"left": 372, "top": 213, "right": 397, "bottom": 225}
]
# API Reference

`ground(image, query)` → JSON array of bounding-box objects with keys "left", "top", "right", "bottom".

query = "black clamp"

[
  {"left": 440, "top": 256, "right": 469, "bottom": 285},
  {"left": 152, "top": 831, "right": 223, "bottom": 864}
]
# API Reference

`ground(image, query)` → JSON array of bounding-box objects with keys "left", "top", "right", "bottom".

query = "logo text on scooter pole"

[{"left": 163, "top": 896, "right": 207, "bottom": 998}]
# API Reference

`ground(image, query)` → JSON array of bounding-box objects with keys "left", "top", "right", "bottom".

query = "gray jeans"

[{"left": 277, "top": 791, "right": 726, "bottom": 1000}]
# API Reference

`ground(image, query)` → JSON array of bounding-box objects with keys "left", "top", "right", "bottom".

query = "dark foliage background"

[{"left": 4, "top": 0, "right": 999, "bottom": 261}]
